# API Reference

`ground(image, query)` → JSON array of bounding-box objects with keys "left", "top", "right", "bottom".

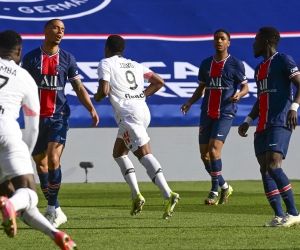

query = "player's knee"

[
  {"left": 48, "top": 155, "right": 60, "bottom": 168},
  {"left": 26, "top": 188, "right": 38, "bottom": 209},
  {"left": 14, "top": 188, "right": 38, "bottom": 209}
]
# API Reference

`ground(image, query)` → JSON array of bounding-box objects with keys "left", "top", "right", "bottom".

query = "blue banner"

[{"left": 1, "top": 0, "right": 300, "bottom": 127}]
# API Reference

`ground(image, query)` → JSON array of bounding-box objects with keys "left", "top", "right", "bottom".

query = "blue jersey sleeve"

[
  {"left": 234, "top": 60, "right": 247, "bottom": 85},
  {"left": 281, "top": 54, "right": 300, "bottom": 80},
  {"left": 68, "top": 54, "right": 80, "bottom": 81}
]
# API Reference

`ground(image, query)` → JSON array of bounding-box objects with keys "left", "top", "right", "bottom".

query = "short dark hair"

[
  {"left": 105, "top": 35, "right": 125, "bottom": 54},
  {"left": 0, "top": 30, "right": 22, "bottom": 50},
  {"left": 214, "top": 29, "right": 230, "bottom": 41},
  {"left": 44, "top": 19, "right": 63, "bottom": 29},
  {"left": 258, "top": 26, "right": 280, "bottom": 48}
]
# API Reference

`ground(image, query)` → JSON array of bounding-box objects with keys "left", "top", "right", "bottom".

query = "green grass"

[{"left": 2, "top": 180, "right": 300, "bottom": 249}]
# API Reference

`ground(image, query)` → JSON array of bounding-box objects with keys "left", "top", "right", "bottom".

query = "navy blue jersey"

[
  {"left": 198, "top": 55, "right": 247, "bottom": 119},
  {"left": 22, "top": 47, "right": 80, "bottom": 119},
  {"left": 255, "top": 53, "right": 300, "bottom": 132}
]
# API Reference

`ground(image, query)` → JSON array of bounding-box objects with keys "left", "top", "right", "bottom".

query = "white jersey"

[
  {"left": 0, "top": 58, "right": 40, "bottom": 137},
  {"left": 97, "top": 55, "right": 153, "bottom": 116}
]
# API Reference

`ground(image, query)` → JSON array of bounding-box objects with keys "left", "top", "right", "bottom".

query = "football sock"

[
  {"left": 210, "top": 159, "right": 222, "bottom": 193},
  {"left": 48, "top": 166, "right": 62, "bottom": 207},
  {"left": 115, "top": 155, "right": 140, "bottom": 198},
  {"left": 269, "top": 168, "right": 298, "bottom": 216},
  {"left": 18, "top": 207, "right": 59, "bottom": 240},
  {"left": 262, "top": 173, "right": 285, "bottom": 217},
  {"left": 38, "top": 172, "right": 60, "bottom": 209},
  {"left": 10, "top": 188, "right": 38, "bottom": 211},
  {"left": 38, "top": 172, "right": 49, "bottom": 200},
  {"left": 140, "top": 154, "right": 172, "bottom": 199},
  {"left": 204, "top": 162, "right": 212, "bottom": 175},
  {"left": 221, "top": 182, "right": 229, "bottom": 190}
]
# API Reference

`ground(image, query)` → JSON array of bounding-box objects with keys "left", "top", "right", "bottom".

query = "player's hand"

[
  {"left": 286, "top": 110, "right": 298, "bottom": 131},
  {"left": 180, "top": 102, "right": 192, "bottom": 115},
  {"left": 229, "top": 94, "right": 240, "bottom": 103},
  {"left": 90, "top": 109, "right": 99, "bottom": 127},
  {"left": 238, "top": 122, "right": 249, "bottom": 137},
  {"left": 94, "top": 93, "right": 102, "bottom": 102}
]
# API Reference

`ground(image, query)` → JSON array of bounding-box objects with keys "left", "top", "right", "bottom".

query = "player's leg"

[
  {"left": 44, "top": 118, "right": 69, "bottom": 227},
  {"left": 113, "top": 136, "right": 144, "bottom": 215},
  {"left": 32, "top": 118, "right": 51, "bottom": 203},
  {"left": 9, "top": 175, "right": 77, "bottom": 249},
  {"left": 265, "top": 127, "right": 300, "bottom": 227},
  {"left": 199, "top": 114, "right": 219, "bottom": 204},
  {"left": 254, "top": 129, "right": 284, "bottom": 227},
  {"left": 205, "top": 117, "right": 233, "bottom": 205},
  {"left": 134, "top": 142, "right": 180, "bottom": 219},
  {"left": 0, "top": 134, "right": 37, "bottom": 237}
]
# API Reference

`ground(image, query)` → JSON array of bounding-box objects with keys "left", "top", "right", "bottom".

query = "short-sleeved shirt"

[
  {"left": 198, "top": 55, "right": 247, "bottom": 119},
  {"left": 255, "top": 52, "right": 300, "bottom": 132},
  {"left": 97, "top": 55, "right": 153, "bottom": 116},
  {"left": 0, "top": 57, "right": 40, "bottom": 136},
  {"left": 22, "top": 47, "right": 80, "bottom": 119}
]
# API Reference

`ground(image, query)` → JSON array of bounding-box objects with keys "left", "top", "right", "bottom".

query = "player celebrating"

[
  {"left": 0, "top": 30, "right": 77, "bottom": 250},
  {"left": 238, "top": 26, "right": 300, "bottom": 227},
  {"left": 94, "top": 35, "right": 180, "bottom": 219},
  {"left": 181, "top": 29, "right": 248, "bottom": 205},
  {"left": 22, "top": 19, "right": 99, "bottom": 227}
]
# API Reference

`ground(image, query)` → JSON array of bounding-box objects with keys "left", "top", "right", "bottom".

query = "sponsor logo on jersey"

[{"left": 0, "top": 0, "right": 111, "bottom": 21}]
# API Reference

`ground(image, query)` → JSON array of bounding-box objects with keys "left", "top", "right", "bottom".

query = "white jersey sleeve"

[
  {"left": 142, "top": 66, "right": 154, "bottom": 81},
  {"left": 97, "top": 59, "right": 111, "bottom": 81},
  {"left": 22, "top": 73, "right": 40, "bottom": 154}
]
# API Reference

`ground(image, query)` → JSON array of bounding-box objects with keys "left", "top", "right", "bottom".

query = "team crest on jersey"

[
  {"left": 266, "top": 67, "right": 271, "bottom": 74},
  {"left": 0, "top": 0, "right": 111, "bottom": 21},
  {"left": 54, "top": 65, "right": 61, "bottom": 72},
  {"left": 219, "top": 70, "right": 224, "bottom": 75},
  {"left": 199, "top": 126, "right": 202, "bottom": 135}
]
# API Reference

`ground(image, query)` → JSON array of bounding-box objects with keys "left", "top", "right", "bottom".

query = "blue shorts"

[
  {"left": 198, "top": 114, "right": 233, "bottom": 144},
  {"left": 32, "top": 117, "right": 69, "bottom": 156},
  {"left": 254, "top": 126, "right": 291, "bottom": 159}
]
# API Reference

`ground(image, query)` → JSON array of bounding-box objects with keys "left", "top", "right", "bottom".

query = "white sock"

[
  {"left": 18, "top": 207, "right": 59, "bottom": 240},
  {"left": 140, "top": 154, "right": 172, "bottom": 199},
  {"left": 55, "top": 206, "right": 62, "bottom": 214},
  {"left": 211, "top": 191, "right": 218, "bottom": 196},
  {"left": 9, "top": 188, "right": 38, "bottom": 211},
  {"left": 115, "top": 155, "right": 140, "bottom": 198},
  {"left": 221, "top": 183, "right": 229, "bottom": 189}
]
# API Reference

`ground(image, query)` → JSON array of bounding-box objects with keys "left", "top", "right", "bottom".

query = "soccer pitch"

[{"left": 1, "top": 180, "right": 300, "bottom": 249}]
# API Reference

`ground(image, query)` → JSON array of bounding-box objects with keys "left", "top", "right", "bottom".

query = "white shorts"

[
  {"left": 116, "top": 107, "right": 151, "bottom": 152},
  {"left": 0, "top": 134, "right": 34, "bottom": 184}
]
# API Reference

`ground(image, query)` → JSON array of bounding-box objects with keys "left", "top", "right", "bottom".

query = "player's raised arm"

[
  {"left": 180, "top": 82, "right": 206, "bottom": 115},
  {"left": 287, "top": 74, "right": 300, "bottom": 130},
  {"left": 143, "top": 72, "right": 164, "bottom": 98},
  {"left": 71, "top": 78, "right": 99, "bottom": 127}
]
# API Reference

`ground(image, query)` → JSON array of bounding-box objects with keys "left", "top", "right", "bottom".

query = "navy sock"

[
  {"left": 204, "top": 162, "right": 212, "bottom": 175},
  {"left": 38, "top": 173, "right": 49, "bottom": 200},
  {"left": 211, "top": 159, "right": 222, "bottom": 193},
  {"left": 262, "top": 174, "right": 284, "bottom": 217},
  {"left": 269, "top": 168, "right": 298, "bottom": 216},
  {"left": 48, "top": 166, "right": 62, "bottom": 207}
]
